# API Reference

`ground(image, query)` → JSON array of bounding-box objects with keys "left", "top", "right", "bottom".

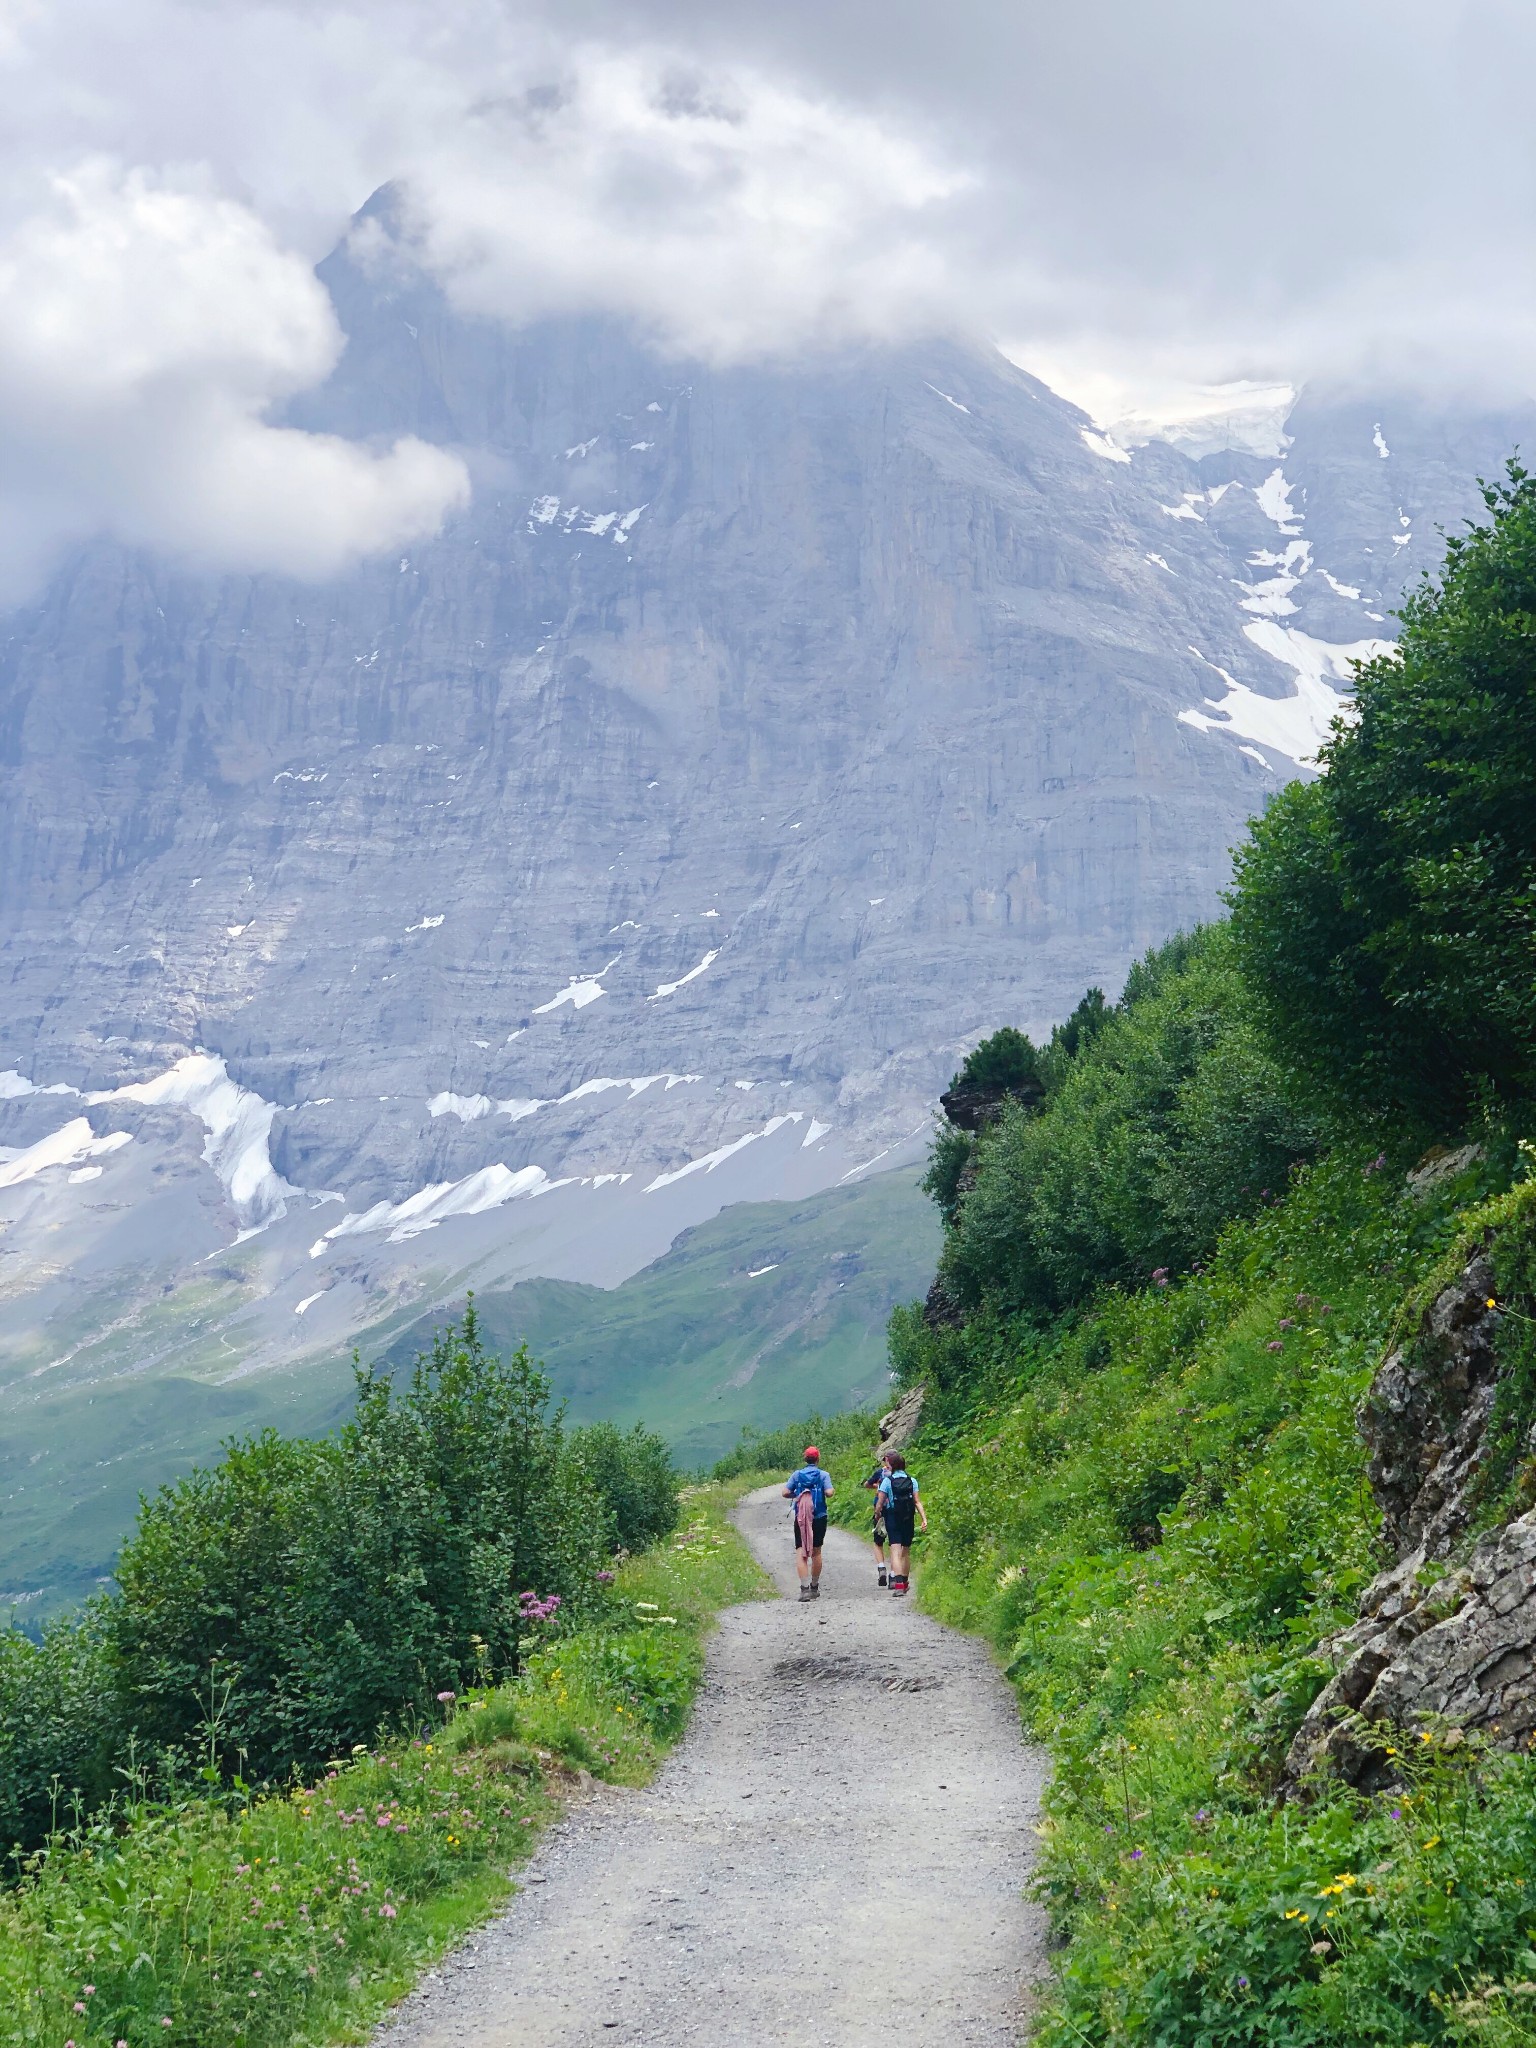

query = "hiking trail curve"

[{"left": 372, "top": 1484, "right": 1051, "bottom": 2046}]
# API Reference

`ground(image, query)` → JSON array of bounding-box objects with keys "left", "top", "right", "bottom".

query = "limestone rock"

[
  {"left": 1284, "top": 1512, "right": 1536, "bottom": 1787},
  {"left": 1283, "top": 1250, "right": 1535, "bottom": 1790},
  {"left": 878, "top": 1385, "right": 926, "bottom": 1453},
  {"left": 1359, "top": 1250, "right": 1501, "bottom": 1559}
]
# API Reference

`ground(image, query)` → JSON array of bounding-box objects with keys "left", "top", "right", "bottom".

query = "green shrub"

[
  {"left": 566, "top": 1420, "right": 681, "bottom": 1553},
  {"left": 710, "top": 1405, "right": 882, "bottom": 1481},
  {"left": 111, "top": 1307, "right": 607, "bottom": 1784},
  {"left": 957, "top": 1024, "right": 1040, "bottom": 1093},
  {"left": 0, "top": 1603, "right": 119, "bottom": 1858}
]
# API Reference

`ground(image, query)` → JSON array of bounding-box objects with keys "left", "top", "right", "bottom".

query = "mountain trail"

[{"left": 373, "top": 1485, "right": 1051, "bottom": 2046}]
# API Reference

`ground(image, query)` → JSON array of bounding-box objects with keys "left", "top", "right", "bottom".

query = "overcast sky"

[{"left": 1, "top": 0, "right": 1531, "bottom": 597}]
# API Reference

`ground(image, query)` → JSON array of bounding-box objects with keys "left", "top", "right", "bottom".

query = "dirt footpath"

[{"left": 373, "top": 1485, "right": 1051, "bottom": 2046}]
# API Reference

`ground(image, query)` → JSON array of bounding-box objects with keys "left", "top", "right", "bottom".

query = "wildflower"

[
  {"left": 1151, "top": 1267, "right": 1169, "bottom": 1287},
  {"left": 437, "top": 1690, "right": 456, "bottom": 1703},
  {"left": 1266, "top": 1340, "right": 1284, "bottom": 1352},
  {"left": 1278, "top": 1317, "right": 1295, "bottom": 1330},
  {"left": 1236, "top": 1977, "right": 1249, "bottom": 1991},
  {"left": 74, "top": 2006, "right": 86, "bottom": 2015},
  {"left": 1131, "top": 1849, "right": 1143, "bottom": 1860},
  {"left": 83, "top": 1988, "right": 94, "bottom": 1998},
  {"left": 380, "top": 1902, "right": 398, "bottom": 1918},
  {"left": 596, "top": 1570, "right": 616, "bottom": 1584}
]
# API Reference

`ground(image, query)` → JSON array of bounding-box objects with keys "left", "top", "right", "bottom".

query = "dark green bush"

[
  {"left": 0, "top": 1602, "right": 119, "bottom": 1857},
  {"left": 1231, "top": 460, "right": 1536, "bottom": 1132},
  {"left": 567, "top": 1420, "right": 680, "bottom": 1553},
  {"left": 112, "top": 1308, "right": 607, "bottom": 1781},
  {"left": 957, "top": 1024, "right": 1040, "bottom": 1092}
]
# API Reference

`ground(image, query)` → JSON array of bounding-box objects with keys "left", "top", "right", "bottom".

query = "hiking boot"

[
  {"left": 809, "top": 1580, "right": 821, "bottom": 1598},
  {"left": 877, "top": 1567, "right": 888, "bottom": 1587},
  {"left": 798, "top": 1585, "right": 814, "bottom": 1602}
]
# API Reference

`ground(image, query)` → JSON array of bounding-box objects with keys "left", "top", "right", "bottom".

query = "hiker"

[
  {"left": 782, "top": 1445, "right": 833, "bottom": 1601},
  {"left": 876, "top": 1452, "right": 927, "bottom": 1596},
  {"left": 861, "top": 1451, "right": 893, "bottom": 1586}
]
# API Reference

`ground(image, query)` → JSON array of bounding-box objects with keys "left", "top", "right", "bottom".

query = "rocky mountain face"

[{"left": 2, "top": 200, "right": 1533, "bottom": 1588}]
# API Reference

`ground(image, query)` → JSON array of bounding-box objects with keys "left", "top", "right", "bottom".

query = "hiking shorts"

[
  {"left": 794, "top": 1514, "right": 828, "bottom": 1554},
  {"left": 885, "top": 1509, "right": 916, "bottom": 1547}
]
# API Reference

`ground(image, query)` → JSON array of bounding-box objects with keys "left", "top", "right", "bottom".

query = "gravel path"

[{"left": 373, "top": 1487, "right": 1051, "bottom": 2046}]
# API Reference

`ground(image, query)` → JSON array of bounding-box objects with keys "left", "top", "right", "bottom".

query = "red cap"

[{"left": 804, "top": 1446, "right": 820, "bottom": 1462}]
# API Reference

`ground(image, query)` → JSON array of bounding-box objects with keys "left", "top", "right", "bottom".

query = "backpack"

[{"left": 886, "top": 1471, "right": 916, "bottom": 1508}]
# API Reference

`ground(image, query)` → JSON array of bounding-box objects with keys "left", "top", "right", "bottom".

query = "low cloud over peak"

[{"left": 0, "top": 0, "right": 1532, "bottom": 597}]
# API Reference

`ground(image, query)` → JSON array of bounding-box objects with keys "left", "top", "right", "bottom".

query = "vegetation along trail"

[{"left": 373, "top": 1486, "right": 1050, "bottom": 2047}]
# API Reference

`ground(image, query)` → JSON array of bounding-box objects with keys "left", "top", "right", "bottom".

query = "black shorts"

[
  {"left": 885, "top": 1513, "right": 916, "bottom": 1548},
  {"left": 794, "top": 1514, "right": 828, "bottom": 1554}
]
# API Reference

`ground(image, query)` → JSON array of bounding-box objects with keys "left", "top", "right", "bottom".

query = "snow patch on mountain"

[
  {"left": 644, "top": 1113, "right": 802, "bottom": 1192},
  {"left": 315, "top": 1161, "right": 561, "bottom": 1248},
  {"left": 0, "top": 1119, "right": 133, "bottom": 1189}
]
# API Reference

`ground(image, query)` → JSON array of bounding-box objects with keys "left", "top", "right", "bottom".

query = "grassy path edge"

[{"left": 3, "top": 1483, "right": 771, "bottom": 2048}]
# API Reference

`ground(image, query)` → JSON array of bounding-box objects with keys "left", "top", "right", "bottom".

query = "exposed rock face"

[
  {"left": 937, "top": 1080, "right": 1041, "bottom": 1133},
  {"left": 878, "top": 1384, "right": 926, "bottom": 1453},
  {"left": 1284, "top": 1252, "right": 1536, "bottom": 1787},
  {"left": 1284, "top": 1512, "right": 1536, "bottom": 1788},
  {"left": 2, "top": 204, "right": 1532, "bottom": 1411},
  {"left": 1360, "top": 1251, "right": 1501, "bottom": 1560}
]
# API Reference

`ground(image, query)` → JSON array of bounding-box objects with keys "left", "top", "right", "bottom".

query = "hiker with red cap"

[{"left": 782, "top": 1445, "right": 834, "bottom": 1601}]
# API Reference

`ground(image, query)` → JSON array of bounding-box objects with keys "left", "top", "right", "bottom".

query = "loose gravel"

[{"left": 372, "top": 1485, "right": 1051, "bottom": 2046}]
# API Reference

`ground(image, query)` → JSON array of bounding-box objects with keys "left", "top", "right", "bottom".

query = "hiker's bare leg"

[
  {"left": 796, "top": 1543, "right": 810, "bottom": 1586},
  {"left": 810, "top": 1542, "right": 823, "bottom": 1585},
  {"left": 891, "top": 1542, "right": 910, "bottom": 1579}
]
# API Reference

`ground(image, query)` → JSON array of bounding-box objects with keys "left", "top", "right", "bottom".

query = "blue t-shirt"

[
  {"left": 877, "top": 1471, "right": 919, "bottom": 1508},
  {"left": 787, "top": 1466, "right": 830, "bottom": 1514}
]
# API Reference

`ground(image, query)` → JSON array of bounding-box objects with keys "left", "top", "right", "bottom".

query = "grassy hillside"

[
  {"left": 747, "top": 469, "right": 1536, "bottom": 2046},
  {"left": 1, "top": 1168, "right": 934, "bottom": 1615},
  {"left": 390, "top": 1169, "right": 934, "bottom": 1467}
]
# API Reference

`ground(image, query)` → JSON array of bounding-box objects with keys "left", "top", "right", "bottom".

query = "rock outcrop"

[
  {"left": 1360, "top": 1250, "right": 1501, "bottom": 1560},
  {"left": 937, "top": 1079, "right": 1042, "bottom": 1133},
  {"left": 878, "top": 1384, "right": 926, "bottom": 1454},
  {"left": 1284, "top": 1249, "right": 1536, "bottom": 1787}
]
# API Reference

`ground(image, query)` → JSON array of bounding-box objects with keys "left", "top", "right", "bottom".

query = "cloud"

[
  {"left": 384, "top": 47, "right": 968, "bottom": 360},
  {"left": 0, "top": 0, "right": 1534, "bottom": 600},
  {"left": 0, "top": 159, "right": 468, "bottom": 602}
]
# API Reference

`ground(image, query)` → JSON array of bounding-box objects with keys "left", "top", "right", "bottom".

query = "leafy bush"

[
  {"left": 919, "top": 1119, "right": 973, "bottom": 1226},
  {"left": 1, "top": 1309, "right": 698, "bottom": 1859},
  {"left": 956, "top": 1023, "right": 1040, "bottom": 1092},
  {"left": 0, "top": 1485, "right": 768, "bottom": 2048},
  {"left": 111, "top": 1307, "right": 607, "bottom": 1782},
  {"left": 0, "top": 1604, "right": 119, "bottom": 1856},
  {"left": 566, "top": 1420, "right": 680, "bottom": 1553},
  {"left": 1231, "top": 460, "right": 1536, "bottom": 1132}
]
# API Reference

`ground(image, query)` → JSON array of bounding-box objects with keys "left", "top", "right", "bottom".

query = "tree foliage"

[
  {"left": 110, "top": 1309, "right": 611, "bottom": 1780},
  {"left": 1230, "top": 460, "right": 1536, "bottom": 1131},
  {"left": 933, "top": 929, "right": 1318, "bottom": 1320}
]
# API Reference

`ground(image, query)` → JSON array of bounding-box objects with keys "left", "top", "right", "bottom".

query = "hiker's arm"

[
  {"left": 781, "top": 1484, "right": 792, "bottom": 1497},
  {"left": 917, "top": 1500, "right": 929, "bottom": 1531},
  {"left": 824, "top": 1479, "right": 834, "bottom": 1497}
]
